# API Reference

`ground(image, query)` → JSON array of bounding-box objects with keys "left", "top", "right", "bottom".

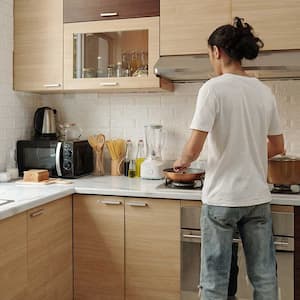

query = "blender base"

[{"left": 140, "top": 159, "right": 166, "bottom": 180}]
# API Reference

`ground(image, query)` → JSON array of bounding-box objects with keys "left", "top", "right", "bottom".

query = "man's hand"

[
  {"left": 173, "top": 130, "right": 208, "bottom": 172},
  {"left": 173, "top": 159, "right": 190, "bottom": 172}
]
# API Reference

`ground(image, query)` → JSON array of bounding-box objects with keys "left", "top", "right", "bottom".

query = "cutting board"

[{"left": 16, "top": 178, "right": 73, "bottom": 185}]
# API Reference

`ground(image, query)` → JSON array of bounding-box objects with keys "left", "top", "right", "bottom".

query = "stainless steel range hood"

[{"left": 154, "top": 50, "right": 300, "bottom": 82}]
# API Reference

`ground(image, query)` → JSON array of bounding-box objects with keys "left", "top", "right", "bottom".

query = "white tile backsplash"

[
  {"left": 0, "top": 0, "right": 41, "bottom": 171},
  {"left": 41, "top": 80, "right": 300, "bottom": 160}
]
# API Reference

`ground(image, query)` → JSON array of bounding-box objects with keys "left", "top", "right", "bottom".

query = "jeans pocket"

[{"left": 207, "top": 205, "right": 234, "bottom": 225}]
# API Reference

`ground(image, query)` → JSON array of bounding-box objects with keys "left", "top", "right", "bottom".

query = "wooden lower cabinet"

[
  {"left": 73, "top": 194, "right": 125, "bottom": 300},
  {"left": 0, "top": 213, "right": 27, "bottom": 300},
  {"left": 27, "top": 196, "right": 73, "bottom": 300},
  {"left": 73, "top": 195, "right": 180, "bottom": 300},
  {"left": 125, "top": 198, "right": 180, "bottom": 300}
]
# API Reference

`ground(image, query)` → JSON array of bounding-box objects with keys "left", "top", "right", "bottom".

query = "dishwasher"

[{"left": 181, "top": 204, "right": 294, "bottom": 300}]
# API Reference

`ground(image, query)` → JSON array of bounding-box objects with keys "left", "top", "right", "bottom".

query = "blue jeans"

[{"left": 200, "top": 203, "right": 278, "bottom": 300}]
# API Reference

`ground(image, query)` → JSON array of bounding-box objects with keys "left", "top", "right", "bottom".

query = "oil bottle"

[
  {"left": 135, "top": 139, "right": 145, "bottom": 177},
  {"left": 124, "top": 140, "right": 132, "bottom": 176}
]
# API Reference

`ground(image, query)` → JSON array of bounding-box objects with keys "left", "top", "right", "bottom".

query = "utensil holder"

[
  {"left": 93, "top": 149, "right": 105, "bottom": 176},
  {"left": 111, "top": 158, "right": 124, "bottom": 176}
]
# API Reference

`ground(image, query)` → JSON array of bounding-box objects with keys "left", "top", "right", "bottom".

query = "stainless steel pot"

[
  {"left": 268, "top": 155, "right": 300, "bottom": 185},
  {"left": 163, "top": 168, "right": 205, "bottom": 183}
]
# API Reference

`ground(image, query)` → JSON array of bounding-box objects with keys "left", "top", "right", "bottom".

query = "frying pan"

[{"left": 163, "top": 168, "right": 205, "bottom": 183}]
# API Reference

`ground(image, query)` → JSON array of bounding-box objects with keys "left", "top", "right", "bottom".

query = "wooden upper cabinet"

[
  {"left": 125, "top": 198, "right": 180, "bottom": 300},
  {"left": 14, "top": 0, "right": 63, "bottom": 92},
  {"left": 232, "top": 0, "right": 300, "bottom": 50},
  {"left": 64, "top": 17, "right": 173, "bottom": 92},
  {"left": 0, "top": 213, "right": 27, "bottom": 300},
  {"left": 160, "top": 0, "right": 231, "bottom": 55},
  {"left": 27, "top": 197, "right": 73, "bottom": 300},
  {"left": 64, "top": 0, "right": 160, "bottom": 23}
]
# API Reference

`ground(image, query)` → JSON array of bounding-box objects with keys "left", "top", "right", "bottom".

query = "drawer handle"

[
  {"left": 30, "top": 209, "right": 44, "bottom": 218},
  {"left": 127, "top": 202, "right": 148, "bottom": 207},
  {"left": 98, "top": 200, "right": 121, "bottom": 205},
  {"left": 43, "top": 83, "right": 61, "bottom": 88},
  {"left": 99, "top": 82, "right": 119, "bottom": 86},
  {"left": 100, "top": 12, "right": 119, "bottom": 17}
]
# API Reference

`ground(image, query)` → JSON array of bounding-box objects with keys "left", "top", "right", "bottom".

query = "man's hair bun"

[{"left": 208, "top": 17, "right": 264, "bottom": 61}]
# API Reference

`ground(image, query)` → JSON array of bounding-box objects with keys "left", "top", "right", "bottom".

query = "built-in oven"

[{"left": 181, "top": 204, "right": 294, "bottom": 300}]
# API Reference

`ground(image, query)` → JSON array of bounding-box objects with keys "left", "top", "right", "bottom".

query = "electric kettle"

[{"left": 33, "top": 107, "right": 57, "bottom": 139}]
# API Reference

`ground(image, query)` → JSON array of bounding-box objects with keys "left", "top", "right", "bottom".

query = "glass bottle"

[
  {"left": 128, "top": 160, "right": 136, "bottom": 178},
  {"left": 97, "top": 56, "right": 106, "bottom": 77},
  {"left": 124, "top": 140, "right": 132, "bottom": 176},
  {"left": 135, "top": 139, "right": 145, "bottom": 177},
  {"left": 116, "top": 61, "right": 123, "bottom": 77},
  {"left": 121, "top": 52, "right": 130, "bottom": 77}
]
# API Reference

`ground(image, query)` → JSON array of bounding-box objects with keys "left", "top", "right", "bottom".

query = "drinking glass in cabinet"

[{"left": 73, "top": 30, "right": 148, "bottom": 79}]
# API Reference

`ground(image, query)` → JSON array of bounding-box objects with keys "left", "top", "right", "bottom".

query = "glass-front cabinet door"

[{"left": 64, "top": 17, "right": 173, "bottom": 92}]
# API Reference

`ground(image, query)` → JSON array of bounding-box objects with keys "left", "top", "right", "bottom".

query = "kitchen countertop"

[{"left": 0, "top": 175, "right": 300, "bottom": 220}]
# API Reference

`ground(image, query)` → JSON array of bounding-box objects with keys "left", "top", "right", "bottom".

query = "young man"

[{"left": 174, "top": 17, "right": 284, "bottom": 300}]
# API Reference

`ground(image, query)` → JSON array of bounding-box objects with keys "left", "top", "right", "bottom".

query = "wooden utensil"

[{"left": 88, "top": 134, "right": 106, "bottom": 176}]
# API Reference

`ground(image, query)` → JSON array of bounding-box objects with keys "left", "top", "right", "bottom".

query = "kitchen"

[{"left": 1, "top": 0, "right": 300, "bottom": 300}]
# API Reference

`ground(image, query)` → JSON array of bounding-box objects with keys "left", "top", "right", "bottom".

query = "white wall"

[
  {"left": 0, "top": 0, "right": 41, "bottom": 171},
  {"left": 41, "top": 80, "right": 300, "bottom": 160}
]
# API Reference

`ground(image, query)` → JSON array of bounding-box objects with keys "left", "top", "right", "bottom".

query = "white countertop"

[{"left": 0, "top": 175, "right": 299, "bottom": 220}]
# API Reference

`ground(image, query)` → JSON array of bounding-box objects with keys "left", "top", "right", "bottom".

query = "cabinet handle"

[
  {"left": 274, "top": 241, "right": 289, "bottom": 246},
  {"left": 127, "top": 202, "right": 148, "bottom": 207},
  {"left": 43, "top": 83, "right": 61, "bottom": 88},
  {"left": 99, "top": 82, "right": 119, "bottom": 86},
  {"left": 100, "top": 12, "right": 119, "bottom": 17},
  {"left": 30, "top": 209, "right": 44, "bottom": 218},
  {"left": 98, "top": 200, "right": 121, "bottom": 205}
]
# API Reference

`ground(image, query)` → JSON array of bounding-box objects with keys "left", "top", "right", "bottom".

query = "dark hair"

[{"left": 208, "top": 17, "right": 264, "bottom": 61}]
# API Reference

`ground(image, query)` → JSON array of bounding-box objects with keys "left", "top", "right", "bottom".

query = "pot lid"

[{"left": 269, "top": 155, "right": 300, "bottom": 161}]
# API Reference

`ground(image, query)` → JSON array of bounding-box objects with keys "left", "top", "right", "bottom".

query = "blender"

[{"left": 140, "top": 124, "right": 165, "bottom": 179}]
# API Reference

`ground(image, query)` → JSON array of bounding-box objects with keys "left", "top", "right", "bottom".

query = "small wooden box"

[{"left": 23, "top": 169, "right": 49, "bottom": 182}]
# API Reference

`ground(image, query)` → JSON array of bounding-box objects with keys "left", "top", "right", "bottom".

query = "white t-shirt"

[{"left": 190, "top": 73, "right": 282, "bottom": 207}]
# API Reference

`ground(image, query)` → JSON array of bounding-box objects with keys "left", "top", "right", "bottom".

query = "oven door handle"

[
  {"left": 55, "top": 142, "right": 62, "bottom": 177},
  {"left": 183, "top": 234, "right": 243, "bottom": 244},
  {"left": 183, "top": 234, "right": 202, "bottom": 239}
]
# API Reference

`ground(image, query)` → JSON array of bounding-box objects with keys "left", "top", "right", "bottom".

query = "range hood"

[{"left": 154, "top": 50, "right": 300, "bottom": 82}]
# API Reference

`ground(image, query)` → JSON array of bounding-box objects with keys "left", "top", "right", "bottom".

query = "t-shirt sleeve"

[
  {"left": 268, "top": 95, "right": 282, "bottom": 135},
  {"left": 190, "top": 83, "right": 218, "bottom": 132}
]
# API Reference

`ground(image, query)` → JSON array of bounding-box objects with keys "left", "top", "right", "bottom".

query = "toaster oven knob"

[
  {"left": 63, "top": 160, "right": 72, "bottom": 171},
  {"left": 64, "top": 149, "right": 73, "bottom": 158}
]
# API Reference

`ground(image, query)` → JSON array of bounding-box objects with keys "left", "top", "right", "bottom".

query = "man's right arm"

[{"left": 268, "top": 134, "right": 285, "bottom": 158}]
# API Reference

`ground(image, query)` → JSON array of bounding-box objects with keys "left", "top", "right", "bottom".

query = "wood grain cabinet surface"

[
  {"left": 27, "top": 196, "right": 73, "bottom": 300},
  {"left": 125, "top": 198, "right": 180, "bottom": 300},
  {"left": 232, "top": 0, "right": 300, "bottom": 50},
  {"left": 161, "top": 0, "right": 300, "bottom": 56},
  {"left": 160, "top": 0, "right": 231, "bottom": 55},
  {"left": 73, "top": 195, "right": 125, "bottom": 300},
  {"left": 14, "top": 0, "right": 63, "bottom": 92},
  {"left": 64, "top": 0, "right": 159, "bottom": 23},
  {"left": 0, "top": 213, "right": 27, "bottom": 300}
]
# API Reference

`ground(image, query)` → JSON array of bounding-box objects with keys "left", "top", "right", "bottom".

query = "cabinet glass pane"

[{"left": 73, "top": 30, "right": 148, "bottom": 79}]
